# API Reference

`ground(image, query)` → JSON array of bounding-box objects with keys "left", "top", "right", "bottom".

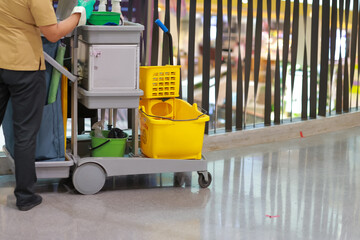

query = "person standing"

[{"left": 0, "top": 0, "right": 95, "bottom": 211}]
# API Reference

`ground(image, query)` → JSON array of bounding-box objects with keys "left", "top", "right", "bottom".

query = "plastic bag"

[{"left": 108, "top": 128, "right": 126, "bottom": 138}]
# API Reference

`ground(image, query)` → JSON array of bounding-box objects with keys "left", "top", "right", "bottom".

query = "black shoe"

[{"left": 16, "top": 194, "right": 42, "bottom": 211}]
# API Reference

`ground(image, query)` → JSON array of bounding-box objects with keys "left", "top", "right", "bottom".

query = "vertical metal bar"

[
  {"left": 127, "top": 109, "right": 132, "bottom": 129},
  {"left": 101, "top": 109, "right": 105, "bottom": 121},
  {"left": 336, "top": 0, "right": 344, "bottom": 113},
  {"left": 343, "top": 0, "right": 351, "bottom": 112},
  {"left": 290, "top": 0, "right": 299, "bottom": 120},
  {"left": 274, "top": 0, "right": 281, "bottom": 124},
  {"left": 140, "top": 0, "right": 147, "bottom": 25},
  {"left": 215, "top": 0, "right": 223, "bottom": 132},
  {"left": 318, "top": 0, "right": 329, "bottom": 116},
  {"left": 71, "top": 37, "right": 78, "bottom": 158},
  {"left": 310, "top": 0, "right": 319, "bottom": 118},
  {"left": 202, "top": 0, "right": 211, "bottom": 133},
  {"left": 108, "top": 109, "right": 113, "bottom": 128},
  {"left": 303, "top": 1, "right": 307, "bottom": 33},
  {"left": 344, "top": 0, "right": 350, "bottom": 111},
  {"left": 244, "top": 0, "right": 253, "bottom": 128},
  {"left": 301, "top": 0, "right": 308, "bottom": 120},
  {"left": 350, "top": 0, "right": 358, "bottom": 96},
  {"left": 187, "top": 0, "right": 196, "bottom": 104},
  {"left": 343, "top": 51, "right": 349, "bottom": 112},
  {"left": 131, "top": 108, "right": 139, "bottom": 156},
  {"left": 358, "top": 3, "right": 360, "bottom": 109},
  {"left": 236, "top": 0, "right": 243, "bottom": 130},
  {"left": 225, "top": 0, "right": 233, "bottom": 132},
  {"left": 329, "top": 0, "right": 337, "bottom": 114},
  {"left": 78, "top": 118, "right": 84, "bottom": 135},
  {"left": 151, "top": 0, "right": 159, "bottom": 66},
  {"left": 140, "top": 0, "right": 147, "bottom": 66},
  {"left": 128, "top": 0, "right": 133, "bottom": 21},
  {"left": 145, "top": 1, "right": 153, "bottom": 66},
  {"left": 162, "top": 0, "right": 170, "bottom": 65},
  {"left": 112, "top": 109, "right": 117, "bottom": 128},
  {"left": 264, "top": 0, "right": 271, "bottom": 126},
  {"left": 336, "top": 57, "right": 343, "bottom": 112},
  {"left": 176, "top": 0, "right": 182, "bottom": 98},
  {"left": 253, "top": 0, "right": 262, "bottom": 127},
  {"left": 282, "top": 0, "right": 291, "bottom": 121}
]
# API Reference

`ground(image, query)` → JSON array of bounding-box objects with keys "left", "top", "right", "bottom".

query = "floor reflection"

[
  {"left": 1, "top": 128, "right": 360, "bottom": 239},
  {"left": 203, "top": 128, "right": 360, "bottom": 239}
]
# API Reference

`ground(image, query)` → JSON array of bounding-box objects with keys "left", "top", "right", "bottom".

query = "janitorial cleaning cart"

[{"left": 3, "top": 16, "right": 212, "bottom": 194}]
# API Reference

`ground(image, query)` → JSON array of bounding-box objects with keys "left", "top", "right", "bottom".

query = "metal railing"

[{"left": 125, "top": 0, "right": 360, "bottom": 134}]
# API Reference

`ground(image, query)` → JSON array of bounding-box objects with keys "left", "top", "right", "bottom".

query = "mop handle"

[
  {"left": 155, "top": 19, "right": 173, "bottom": 65},
  {"left": 155, "top": 19, "right": 169, "bottom": 33}
]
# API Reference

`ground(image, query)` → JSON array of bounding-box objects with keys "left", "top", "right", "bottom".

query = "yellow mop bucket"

[
  {"left": 140, "top": 99, "right": 209, "bottom": 159},
  {"left": 139, "top": 98, "right": 175, "bottom": 118}
]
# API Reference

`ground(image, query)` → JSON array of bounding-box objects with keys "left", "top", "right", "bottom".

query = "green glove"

[{"left": 77, "top": 0, "right": 96, "bottom": 20}]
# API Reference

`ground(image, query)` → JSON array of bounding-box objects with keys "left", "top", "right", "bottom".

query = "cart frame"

[{"left": 3, "top": 22, "right": 212, "bottom": 194}]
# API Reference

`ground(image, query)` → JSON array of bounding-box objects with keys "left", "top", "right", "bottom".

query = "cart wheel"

[
  {"left": 198, "top": 172, "right": 212, "bottom": 188},
  {"left": 174, "top": 172, "right": 186, "bottom": 187},
  {"left": 72, "top": 163, "right": 106, "bottom": 195}
]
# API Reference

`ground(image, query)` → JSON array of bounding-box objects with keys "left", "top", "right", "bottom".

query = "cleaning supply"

[
  {"left": 78, "top": 0, "right": 96, "bottom": 19},
  {"left": 92, "top": 120, "right": 105, "bottom": 138},
  {"left": 111, "top": 0, "right": 124, "bottom": 25},
  {"left": 48, "top": 43, "right": 66, "bottom": 104},
  {"left": 88, "top": 12, "right": 120, "bottom": 25},
  {"left": 111, "top": 0, "right": 121, "bottom": 13},
  {"left": 108, "top": 128, "right": 127, "bottom": 138},
  {"left": 139, "top": 99, "right": 209, "bottom": 159},
  {"left": 98, "top": 0, "right": 107, "bottom": 11},
  {"left": 139, "top": 19, "right": 209, "bottom": 159},
  {"left": 90, "top": 130, "right": 128, "bottom": 157},
  {"left": 71, "top": 0, "right": 96, "bottom": 26}
]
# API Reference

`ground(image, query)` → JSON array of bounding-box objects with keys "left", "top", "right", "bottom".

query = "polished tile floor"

[{"left": 1, "top": 127, "right": 360, "bottom": 240}]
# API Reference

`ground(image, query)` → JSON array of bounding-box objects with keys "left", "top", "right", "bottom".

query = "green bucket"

[
  {"left": 88, "top": 11, "right": 121, "bottom": 25},
  {"left": 90, "top": 130, "right": 128, "bottom": 157}
]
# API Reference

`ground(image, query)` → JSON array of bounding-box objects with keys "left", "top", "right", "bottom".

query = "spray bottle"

[
  {"left": 111, "top": 0, "right": 124, "bottom": 25},
  {"left": 98, "top": 0, "right": 107, "bottom": 11}
]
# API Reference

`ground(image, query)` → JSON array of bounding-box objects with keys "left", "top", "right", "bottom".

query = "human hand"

[{"left": 77, "top": 0, "right": 96, "bottom": 20}]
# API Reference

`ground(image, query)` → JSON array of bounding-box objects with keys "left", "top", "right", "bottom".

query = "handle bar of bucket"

[
  {"left": 88, "top": 139, "right": 111, "bottom": 151},
  {"left": 139, "top": 106, "right": 207, "bottom": 121}
]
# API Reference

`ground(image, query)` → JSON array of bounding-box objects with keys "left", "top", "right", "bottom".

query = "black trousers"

[{"left": 0, "top": 69, "right": 45, "bottom": 205}]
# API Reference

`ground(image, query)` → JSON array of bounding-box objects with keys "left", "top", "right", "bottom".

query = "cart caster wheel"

[
  {"left": 174, "top": 172, "right": 186, "bottom": 187},
  {"left": 72, "top": 163, "right": 106, "bottom": 195},
  {"left": 198, "top": 172, "right": 212, "bottom": 188}
]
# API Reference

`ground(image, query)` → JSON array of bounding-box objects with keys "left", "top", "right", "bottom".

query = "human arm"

[
  {"left": 39, "top": 0, "right": 96, "bottom": 43},
  {"left": 39, "top": 13, "right": 81, "bottom": 43}
]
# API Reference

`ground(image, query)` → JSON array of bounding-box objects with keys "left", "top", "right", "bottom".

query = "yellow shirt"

[{"left": 0, "top": 0, "right": 57, "bottom": 71}]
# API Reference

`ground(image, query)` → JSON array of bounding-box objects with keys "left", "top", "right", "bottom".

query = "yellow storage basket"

[{"left": 139, "top": 65, "right": 181, "bottom": 99}]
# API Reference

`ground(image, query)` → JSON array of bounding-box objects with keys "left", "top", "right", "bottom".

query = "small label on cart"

[{"left": 90, "top": 50, "right": 102, "bottom": 58}]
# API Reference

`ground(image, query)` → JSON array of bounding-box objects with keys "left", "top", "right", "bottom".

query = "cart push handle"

[
  {"left": 43, "top": 51, "right": 78, "bottom": 82},
  {"left": 155, "top": 19, "right": 174, "bottom": 65}
]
